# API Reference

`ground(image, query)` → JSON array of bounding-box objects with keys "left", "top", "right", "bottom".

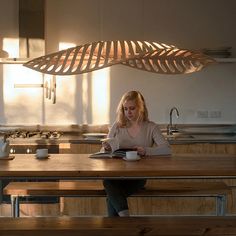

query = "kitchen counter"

[
  {"left": 9, "top": 135, "right": 101, "bottom": 145},
  {"left": 165, "top": 134, "right": 236, "bottom": 144},
  {"left": 3, "top": 124, "right": 236, "bottom": 145},
  {"left": 8, "top": 133, "right": 236, "bottom": 146},
  {"left": 164, "top": 124, "right": 236, "bottom": 144}
]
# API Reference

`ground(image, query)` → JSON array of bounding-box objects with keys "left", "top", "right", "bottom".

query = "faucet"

[{"left": 167, "top": 107, "right": 180, "bottom": 135}]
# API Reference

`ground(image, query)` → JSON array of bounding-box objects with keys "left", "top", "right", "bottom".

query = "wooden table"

[
  {"left": 0, "top": 153, "right": 236, "bottom": 179},
  {"left": 1, "top": 154, "right": 235, "bottom": 217}
]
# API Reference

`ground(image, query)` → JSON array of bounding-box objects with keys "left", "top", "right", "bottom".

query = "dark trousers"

[{"left": 103, "top": 179, "right": 146, "bottom": 216}]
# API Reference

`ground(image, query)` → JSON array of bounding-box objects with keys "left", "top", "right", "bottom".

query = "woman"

[{"left": 103, "top": 90, "right": 171, "bottom": 217}]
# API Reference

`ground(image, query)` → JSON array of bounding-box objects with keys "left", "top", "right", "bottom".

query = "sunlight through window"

[
  {"left": 3, "top": 64, "right": 43, "bottom": 124},
  {"left": 91, "top": 68, "right": 110, "bottom": 124},
  {"left": 3, "top": 38, "right": 19, "bottom": 57},
  {"left": 59, "top": 42, "right": 76, "bottom": 50},
  {"left": 82, "top": 73, "right": 88, "bottom": 123},
  {"left": 4, "top": 65, "right": 42, "bottom": 101}
]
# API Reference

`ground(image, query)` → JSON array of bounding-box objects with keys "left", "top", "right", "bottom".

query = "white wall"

[{"left": 0, "top": 0, "right": 236, "bottom": 125}]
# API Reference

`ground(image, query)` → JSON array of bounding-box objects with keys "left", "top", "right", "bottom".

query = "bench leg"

[
  {"left": 11, "top": 195, "right": 20, "bottom": 218},
  {"left": 216, "top": 195, "right": 226, "bottom": 216}
]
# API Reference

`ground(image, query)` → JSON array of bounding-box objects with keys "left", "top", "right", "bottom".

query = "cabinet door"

[
  {"left": 60, "top": 143, "right": 236, "bottom": 154},
  {"left": 171, "top": 143, "right": 236, "bottom": 154},
  {"left": 59, "top": 143, "right": 101, "bottom": 154}
]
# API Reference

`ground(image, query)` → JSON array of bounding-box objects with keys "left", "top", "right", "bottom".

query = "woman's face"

[{"left": 123, "top": 100, "right": 138, "bottom": 122}]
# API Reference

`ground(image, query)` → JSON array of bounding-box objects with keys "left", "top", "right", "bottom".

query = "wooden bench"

[
  {"left": 0, "top": 216, "right": 236, "bottom": 236},
  {"left": 3, "top": 180, "right": 231, "bottom": 217}
]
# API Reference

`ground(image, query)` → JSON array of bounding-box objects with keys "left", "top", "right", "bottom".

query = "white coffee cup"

[
  {"left": 126, "top": 151, "right": 138, "bottom": 160},
  {"left": 36, "top": 149, "right": 48, "bottom": 158}
]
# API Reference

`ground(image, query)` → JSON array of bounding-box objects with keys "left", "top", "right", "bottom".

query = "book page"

[
  {"left": 89, "top": 151, "right": 113, "bottom": 158},
  {"left": 89, "top": 148, "right": 136, "bottom": 158}
]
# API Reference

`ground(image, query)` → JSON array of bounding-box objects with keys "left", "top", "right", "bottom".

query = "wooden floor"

[{"left": 0, "top": 216, "right": 236, "bottom": 236}]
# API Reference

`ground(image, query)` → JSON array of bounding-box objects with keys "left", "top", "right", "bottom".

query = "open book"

[{"left": 89, "top": 148, "right": 136, "bottom": 158}]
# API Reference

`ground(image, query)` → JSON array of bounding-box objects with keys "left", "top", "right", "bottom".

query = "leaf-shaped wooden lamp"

[{"left": 23, "top": 40, "right": 215, "bottom": 75}]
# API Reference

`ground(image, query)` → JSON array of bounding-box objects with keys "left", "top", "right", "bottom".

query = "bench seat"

[
  {"left": 3, "top": 180, "right": 231, "bottom": 217},
  {"left": 0, "top": 216, "right": 236, "bottom": 236}
]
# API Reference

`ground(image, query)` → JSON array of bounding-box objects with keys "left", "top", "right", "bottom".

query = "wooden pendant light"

[{"left": 23, "top": 40, "right": 215, "bottom": 75}]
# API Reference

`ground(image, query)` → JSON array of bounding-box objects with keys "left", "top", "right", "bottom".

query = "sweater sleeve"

[
  {"left": 104, "top": 122, "right": 120, "bottom": 152},
  {"left": 145, "top": 124, "right": 172, "bottom": 156}
]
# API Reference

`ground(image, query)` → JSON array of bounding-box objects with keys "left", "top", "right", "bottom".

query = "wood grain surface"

[
  {"left": 0, "top": 216, "right": 236, "bottom": 236},
  {"left": 0, "top": 153, "right": 236, "bottom": 178}
]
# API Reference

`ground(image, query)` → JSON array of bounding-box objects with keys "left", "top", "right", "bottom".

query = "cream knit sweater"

[{"left": 106, "top": 121, "right": 171, "bottom": 156}]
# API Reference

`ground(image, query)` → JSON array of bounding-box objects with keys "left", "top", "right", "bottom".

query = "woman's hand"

[
  {"left": 102, "top": 141, "right": 112, "bottom": 151},
  {"left": 134, "top": 146, "right": 146, "bottom": 156}
]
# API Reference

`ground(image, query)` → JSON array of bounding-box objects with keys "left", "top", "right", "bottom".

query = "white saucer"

[
  {"left": 35, "top": 154, "right": 50, "bottom": 159},
  {"left": 123, "top": 156, "right": 141, "bottom": 161}
]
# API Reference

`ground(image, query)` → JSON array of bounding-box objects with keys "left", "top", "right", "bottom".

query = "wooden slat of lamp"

[{"left": 23, "top": 40, "right": 216, "bottom": 75}]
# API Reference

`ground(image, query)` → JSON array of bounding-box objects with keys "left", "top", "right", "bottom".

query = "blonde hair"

[{"left": 116, "top": 91, "right": 149, "bottom": 127}]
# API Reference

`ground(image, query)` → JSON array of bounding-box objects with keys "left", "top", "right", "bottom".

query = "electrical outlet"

[
  {"left": 209, "top": 110, "right": 221, "bottom": 118},
  {"left": 197, "top": 110, "right": 208, "bottom": 118}
]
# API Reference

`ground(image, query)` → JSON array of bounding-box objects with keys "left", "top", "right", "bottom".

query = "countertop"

[
  {"left": 164, "top": 124, "right": 236, "bottom": 144},
  {"left": 2, "top": 124, "right": 236, "bottom": 145}
]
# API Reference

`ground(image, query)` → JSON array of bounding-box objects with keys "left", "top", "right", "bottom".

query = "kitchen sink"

[
  {"left": 163, "top": 132, "right": 194, "bottom": 140},
  {"left": 162, "top": 131, "right": 236, "bottom": 141},
  {"left": 178, "top": 125, "right": 236, "bottom": 134}
]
